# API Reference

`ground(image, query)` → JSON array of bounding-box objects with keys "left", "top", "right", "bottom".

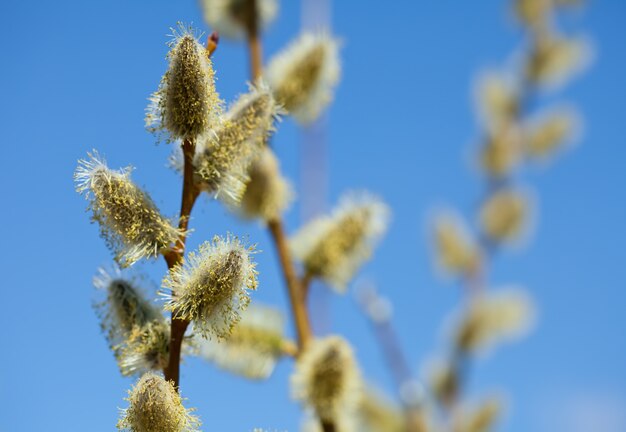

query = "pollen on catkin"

[
  {"left": 163, "top": 234, "right": 258, "bottom": 339},
  {"left": 117, "top": 373, "right": 200, "bottom": 432},
  {"left": 433, "top": 212, "right": 482, "bottom": 278},
  {"left": 194, "top": 82, "right": 281, "bottom": 206},
  {"left": 146, "top": 24, "right": 221, "bottom": 143},
  {"left": 191, "top": 303, "right": 286, "bottom": 379},
  {"left": 291, "top": 336, "right": 361, "bottom": 423},
  {"left": 290, "top": 192, "right": 390, "bottom": 292},
  {"left": 200, "top": 0, "right": 278, "bottom": 39},
  {"left": 75, "top": 152, "right": 182, "bottom": 267},
  {"left": 479, "top": 188, "right": 530, "bottom": 244},
  {"left": 266, "top": 32, "right": 340, "bottom": 124},
  {"left": 237, "top": 147, "right": 294, "bottom": 221},
  {"left": 454, "top": 288, "right": 535, "bottom": 353}
]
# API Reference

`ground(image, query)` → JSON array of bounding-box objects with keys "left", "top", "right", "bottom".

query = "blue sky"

[{"left": 1, "top": 0, "right": 625, "bottom": 431}]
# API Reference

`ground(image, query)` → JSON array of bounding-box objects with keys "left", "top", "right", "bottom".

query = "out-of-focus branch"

[{"left": 356, "top": 283, "right": 428, "bottom": 432}]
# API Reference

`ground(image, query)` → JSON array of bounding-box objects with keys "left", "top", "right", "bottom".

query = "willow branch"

[{"left": 268, "top": 218, "right": 313, "bottom": 349}]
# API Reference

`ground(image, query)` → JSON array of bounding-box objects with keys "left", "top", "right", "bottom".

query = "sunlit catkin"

[
  {"left": 117, "top": 373, "right": 200, "bottom": 432},
  {"left": 238, "top": 147, "right": 294, "bottom": 221},
  {"left": 479, "top": 126, "right": 524, "bottom": 177},
  {"left": 479, "top": 188, "right": 530, "bottom": 243},
  {"left": 514, "top": 0, "right": 552, "bottom": 30},
  {"left": 192, "top": 303, "right": 286, "bottom": 379},
  {"left": 433, "top": 212, "right": 482, "bottom": 277},
  {"left": 525, "top": 109, "right": 576, "bottom": 159},
  {"left": 526, "top": 32, "right": 589, "bottom": 88},
  {"left": 266, "top": 32, "right": 340, "bottom": 124},
  {"left": 163, "top": 234, "right": 258, "bottom": 339},
  {"left": 476, "top": 72, "right": 519, "bottom": 131},
  {"left": 200, "top": 0, "right": 278, "bottom": 39},
  {"left": 75, "top": 153, "right": 182, "bottom": 267},
  {"left": 146, "top": 25, "right": 221, "bottom": 143},
  {"left": 290, "top": 192, "right": 390, "bottom": 291},
  {"left": 291, "top": 336, "right": 361, "bottom": 423},
  {"left": 454, "top": 288, "right": 535, "bottom": 353},
  {"left": 194, "top": 83, "right": 280, "bottom": 206}
]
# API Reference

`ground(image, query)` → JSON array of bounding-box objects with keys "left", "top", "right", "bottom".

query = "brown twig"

[
  {"left": 163, "top": 138, "right": 199, "bottom": 388},
  {"left": 268, "top": 219, "right": 313, "bottom": 349},
  {"left": 242, "top": 8, "right": 336, "bottom": 430}
]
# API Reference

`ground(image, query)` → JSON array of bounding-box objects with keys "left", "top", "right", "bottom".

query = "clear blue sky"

[{"left": 1, "top": 1, "right": 625, "bottom": 431}]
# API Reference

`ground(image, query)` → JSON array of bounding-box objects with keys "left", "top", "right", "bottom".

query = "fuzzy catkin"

[
  {"left": 291, "top": 336, "right": 362, "bottom": 423},
  {"left": 290, "top": 192, "right": 390, "bottom": 291},
  {"left": 146, "top": 25, "right": 221, "bottom": 143},
  {"left": 266, "top": 32, "right": 340, "bottom": 124},
  {"left": 117, "top": 373, "right": 200, "bottom": 432},
  {"left": 163, "top": 235, "right": 258, "bottom": 339},
  {"left": 192, "top": 303, "right": 286, "bottom": 379},
  {"left": 194, "top": 83, "right": 280, "bottom": 206},
  {"left": 75, "top": 153, "right": 182, "bottom": 267}
]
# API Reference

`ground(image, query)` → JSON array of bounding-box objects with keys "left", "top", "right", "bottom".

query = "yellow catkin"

[
  {"left": 200, "top": 0, "right": 278, "bottom": 39},
  {"left": 191, "top": 303, "right": 286, "bottom": 379},
  {"left": 433, "top": 212, "right": 482, "bottom": 277},
  {"left": 526, "top": 33, "right": 589, "bottom": 88},
  {"left": 479, "top": 188, "right": 529, "bottom": 243},
  {"left": 75, "top": 153, "right": 182, "bottom": 267},
  {"left": 525, "top": 109, "right": 575, "bottom": 159},
  {"left": 146, "top": 25, "right": 221, "bottom": 143},
  {"left": 238, "top": 147, "right": 293, "bottom": 221},
  {"left": 117, "top": 373, "right": 200, "bottom": 432},
  {"left": 290, "top": 192, "right": 390, "bottom": 291},
  {"left": 163, "top": 235, "right": 258, "bottom": 339},
  {"left": 454, "top": 288, "right": 535, "bottom": 353},
  {"left": 291, "top": 336, "right": 362, "bottom": 423},
  {"left": 194, "top": 83, "right": 280, "bottom": 206},
  {"left": 266, "top": 32, "right": 340, "bottom": 124}
]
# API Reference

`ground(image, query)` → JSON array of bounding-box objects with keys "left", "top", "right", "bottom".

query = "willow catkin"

[
  {"left": 237, "top": 146, "right": 293, "bottom": 221},
  {"left": 191, "top": 303, "right": 286, "bottom": 379},
  {"left": 290, "top": 192, "right": 390, "bottom": 292},
  {"left": 454, "top": 288, "right": 535, "bottom": 353},
  {"left": 291, "top": 336, "right": 362, "bottom": 423},
  {"left": 75, "top": 152, "right": 182, "bottom": 267},
  {"left": 200, "top": 0, "right": 278, "bottom": 39},
  {"left": 163, "top": 234, "right": 258, "bottom": 339},
  {"left": 194, "top": 82, "right": 280, "bottom": 206},
  {"left": 146, "top": 24, "right": 221, "bottom": 143},
  {"left": 117, "top": 373, "right": 200, "bottom": 432},
  {"left": 266, "top": 32, "right": 340, "bottom": 124}
]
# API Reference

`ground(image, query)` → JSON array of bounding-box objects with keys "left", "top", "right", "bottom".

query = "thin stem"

[
  {"left": 245, "top": 0, "right": 263, "bottom": 81},
  {"left": 268, "top": 218, "right": 313, "bottom": 349}
]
